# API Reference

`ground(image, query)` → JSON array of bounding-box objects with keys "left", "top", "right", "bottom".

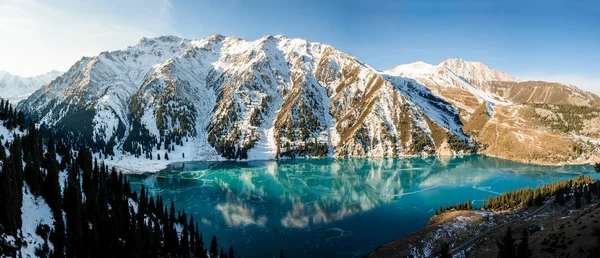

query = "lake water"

[{"left": 127, "top": 156, "right": 598, "bottom": 258}]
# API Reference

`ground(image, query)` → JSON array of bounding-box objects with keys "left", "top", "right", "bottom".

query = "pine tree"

[
  {"left": 555, "top": 188, "right": 565, "bottom": 205},
  {"left": 42, "top": 135, "right": 64, "bottom": 255},
  {"left": 228, "top": 245, "right": 235, "bottom": 258},
  {"left": 0, "top": 157, "right": 22, "bottom": 235},
  {"left": 49, "top": 217, "right": 66, "bottom": 258},
  {"left": 17, "top": 111, "right": 25, "bottom": 131},
  {"left": 64, "top": 163, "right": 85, "bottom": 258},
  {"left": 0, "top": 144, "right": 5, "bottom": 160},
  {"left": 196, "top": 228, "right": 207, "bottom": 258},
  {"left": 497, "top": 227, "right": 515, "bottom": 258},
  {"left": 575, "top": 188, "right": 582, "bottom": 209},
  {"left": 439, "top": 243, "right": 451, "bottom": 258},
  {"left": 585, "top": 185, "right": 592, "bottom": 204},
  {"left": 516, "top": 230, "right": 532, "bottom": 258},
  {"left": 210, "top": 235, "right": 219, "bottom": 257},
  {"left": 181, "top": 223, "right": 190, "bottom": 256}
]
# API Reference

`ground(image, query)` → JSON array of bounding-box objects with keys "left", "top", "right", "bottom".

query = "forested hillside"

[{"left": 0, "top": 98, "right": 244, "bottom": 257}]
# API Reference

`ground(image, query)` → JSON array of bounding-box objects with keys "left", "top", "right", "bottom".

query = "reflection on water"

[{"left": 128, "top": 156, "right": 596, "bottom": 257}]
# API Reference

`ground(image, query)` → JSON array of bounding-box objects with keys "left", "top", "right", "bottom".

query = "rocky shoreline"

[{"left": 368, "top": 177, "right": 600, "bottom": 257}]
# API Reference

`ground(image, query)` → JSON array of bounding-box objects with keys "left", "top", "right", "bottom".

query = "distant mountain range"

[
  {"left": 0, "top": 70, "right": 62, "bottom": 104},
  {"left": 10, "top": 35, "right": 600, "bottom": 168}
]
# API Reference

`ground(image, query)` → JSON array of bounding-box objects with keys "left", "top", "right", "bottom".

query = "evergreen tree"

[
  {"left": 11, "top": 136, "right": 24, "bottom": 189},
  {"left": 497, "top": 227, "right": 515, "bottom": 258},
  {"left": 515, "top": 230, "right": 532, "bottom": 258},
  {"left": 228, "top": 245, "right": 235, "bottom": 258},
  {"left": 210, "top": 235, "right": 219, "bottom": 257},
  {"left": 0, "top": 144, "right": 5, "bottom": 160},
  {"left": 439, "top": 243, "right": 451, "bottom": 258},
  {"left": 64, "top": 163, "right": 86, "bottom": 258},
  {"left": 585, "top": 185, "right": 592, "bottom": 204},
  {"left": 555, "top": 188, "right": 565, "bottom": 205},
  {"left": 17, "top": 111, "right": 25, "bottom": 131},
  {"left": 181, "top": 223, "right": 190, "bottom": 256},
  {"left": 575, "top": 188, "right": 582, "bottom": 209},
  {"left": 49, "top": 218, "right": 66, "bottom": 258},
  {"left": 0, "top": 157, "right": 22, "bottom": 235},
  {"left": 196, "top": 228, "right": 207, "bottom": 258}
]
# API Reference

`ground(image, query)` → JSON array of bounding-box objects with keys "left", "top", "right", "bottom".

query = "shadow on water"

[{"left": 126, "top": 156, "right": 597, "bottom": 257}]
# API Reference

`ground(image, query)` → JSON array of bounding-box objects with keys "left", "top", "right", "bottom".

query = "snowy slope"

[
  {"left": 386, "top": 61, "right": 436, "bottom": 75},
  {"left": 13, "top": 36, "right": 600, "bottom": 170},
  {"left": 18, "top": 35, "right": 476, "bottom": 171},
  {"left": 0, "top": 70, "right": 62, "bottom": 104},
  {"left": 20, "top": 185, "right": 55, "bottom": 258},
  {"left": 0, "top": 123, "right": 54, "bottom": 257},
  {"left": 386, "top": 58, "right": 517, "bottom": 107},
  {"left": 438, "top": 58, "right": 518, "bottom": 83},
  {"left": 386, "top": 59, "right": 600, "bottom": 165},
  {"left": 387, "top": 58, "right": 518, "bottom": 83}
]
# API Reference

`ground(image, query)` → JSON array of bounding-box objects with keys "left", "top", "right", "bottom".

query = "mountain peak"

[
  {"left": 207, "top": 33, "right": 226, "bottom": 41},
  {"left": 437, "top": 58, "right": 519, "bottom": 82},
  {"left": 0, "top": 69, "right": 63, "bottom": 103},
  {"left": 45, "top": 70, "right": 63, "bottom": 76},
  {"left": 439, "top": 58, "right": 485, "bottom": 70},
  {"left": 386, "top": 61, "right": 436, "bottom": 75},
  {"left": 135, "top": 35, "right": 184, "bottom": 47},
  {"left": 0, "top": 70, "right": 63, "bottom": 80}
]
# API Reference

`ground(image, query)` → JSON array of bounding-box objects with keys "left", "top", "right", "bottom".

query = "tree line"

[
  {"left": 435, "top": 175, "right": 597, "bottom": 215},
  {"left": 0, "top": 97, "right": 288, "bottom": 257}
]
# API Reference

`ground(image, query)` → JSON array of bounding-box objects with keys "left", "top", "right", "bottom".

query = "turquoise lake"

[{"left": 127, "top": 156, "right": 598, "bottom": 257}]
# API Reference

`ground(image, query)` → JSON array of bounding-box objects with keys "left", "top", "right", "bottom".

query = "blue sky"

[{"left": 1, "top": 0, "right": 598, "bottom": 93}]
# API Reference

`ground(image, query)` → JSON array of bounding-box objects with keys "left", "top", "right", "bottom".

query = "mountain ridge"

[
  {"left": 0, "top": 70, "right": 63, "bottom": 104},
  {"left": 15, "top": 35, "right": 600, "bottom": 171}
]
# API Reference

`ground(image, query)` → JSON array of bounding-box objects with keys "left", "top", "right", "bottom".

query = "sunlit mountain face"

[{"left": 127, "top": 156, "right": 597, "bottom": 257}]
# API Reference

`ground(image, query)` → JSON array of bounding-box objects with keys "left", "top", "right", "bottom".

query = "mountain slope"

[
  {"left": 0, "top": 70, "right": 62, "bottom": 104},
  {"left": 18, "top": 35, "right": 472, "bottom": 171},
  {"left": 0, "top": 100, "right": 231, "bottom": 257},
  {"left": 17, "top": 36, "right": 600, "bottom": 168},
  {"left": 484, "top": 80, "right": 600, "bottom": 107},
  {"left": 386, "top": 59, "right": 600, "bottom": 165}
]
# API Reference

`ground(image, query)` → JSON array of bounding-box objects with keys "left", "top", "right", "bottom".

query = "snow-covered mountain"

[
  {"left": 386, "top": 59, "right": 600, "bottom": 165},
  {"left": 388, "top": 58, "right": 518, "bottom": 82},
  {"left": 18, "top": 35, "right": 474, "bottom": 170},
  {"left": 386, "top": 58, "right": 519, "bottom": 106},
  {"left": 16, "top": 35, "right": 600, "bottom": 169},
  {"left": 0, "top": 70, "right": 62, "bottom": 104}
]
